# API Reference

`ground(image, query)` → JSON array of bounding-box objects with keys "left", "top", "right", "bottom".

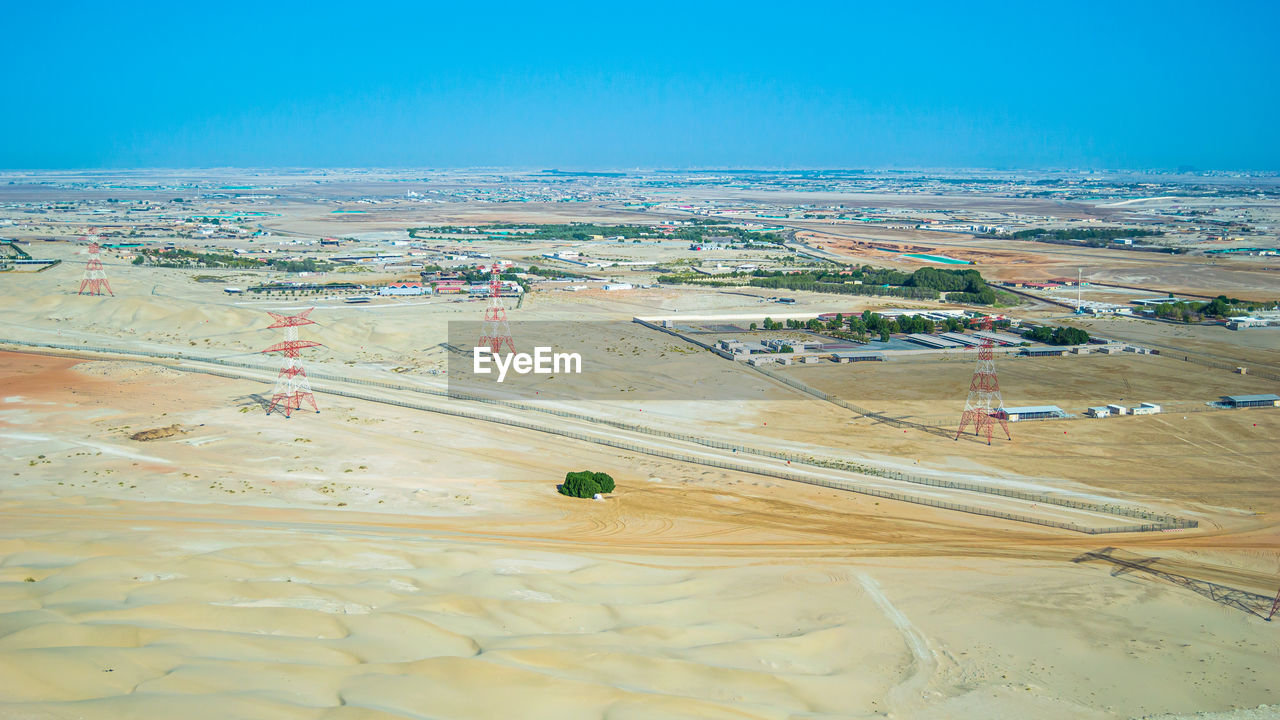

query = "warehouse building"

[
  {"left": 1221, "top": 394, "right": 1280, "bottom": 408},
  {"left": 1020, "top": 347, "right": 1065, "bottom": 357},
  {"left": 906, "top": 333, "right": 963, "bottom": 349},
  {"left": 972, "top": 330, "right": 1026, "bottom": 346},
  {"left": 938, "top": 332, "right": 983, "bottom": 347},
  {"left": 829, "top": 351, "right": 885, "bottom": 363},
  {"left": 764, "top": 338, "right": 821, "bottom": 352},
  {"left": 379, "top": 282, "right": 427, "bottom": 296},
  {"left": 1131, "top": 402, "right": 1161, "bottom": 415},
  {"left": 999, "top": 405, "right": 1067, "bottom": 422}
]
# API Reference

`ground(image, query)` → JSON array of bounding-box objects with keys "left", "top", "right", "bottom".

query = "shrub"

[
  {"left": 560, "top": 471, "right": 600, "bottom": 498},
  {"left": 592, "top": 472, "right": 615, "bottom": 493},
  {"left": 560, "top": 470, "right": 615, "bottom": 498}
]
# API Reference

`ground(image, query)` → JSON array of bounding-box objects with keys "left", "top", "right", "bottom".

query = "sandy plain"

[
  {"left": 1, "top": 182, "right": 1279, "bottom": 719},
  {"left": 3, "top": 351, "right": 1278, "bottom": 720}
]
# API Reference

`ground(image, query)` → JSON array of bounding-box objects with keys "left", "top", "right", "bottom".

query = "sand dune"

[
  {"left": 0, "top": 351, "right": 1276, "bottom": 718},
  {"left": 2, "top": 231, "right": 1279, "bottom": 719}
]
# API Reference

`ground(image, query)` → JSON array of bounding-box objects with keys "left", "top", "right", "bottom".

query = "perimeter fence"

[{"left": 1, "top": 337, "right": 1198, "bottom": 534}]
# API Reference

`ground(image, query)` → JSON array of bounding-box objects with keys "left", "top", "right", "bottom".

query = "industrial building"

[
  {"left": 379, "top": 282, "right": 428, "bottom": 296},
  {"left": 1221, "top": 394, "right": 1280, "bottom": 408},
  {"left": 829, "top": 351, "right": 885, "bottom": 363},
  {"left": 1086, "top": 403, "right": 1132, "bottom": 418},
  {"left": 861, "top": 308, "right": 969, "bottom": 322},
  {"left": 972, "top": 330, "right": 1025, "bottom": 346},
  {"left": 1227, "top": 316, "right": 1280, "bottom": 330},
  {"left": 1020, "top": 347, "right": 1065, "bottom": 357},
  {"left": 938, "top": 332, "right": 983, "bottom": 347},
  {"left": 1131, "top": 402, "right": 1161, "bottom": 415},
  {"left": 905, "top": 333, "right": 963, "bottom": 349},
  {"left": 1000, "top": 405, "right": 1067, "bottom": 422},
  {"left": 718, "top": 340, "right": 765, "bottom": 356},
  {"left": 764, "top": 338, "right": 821, "bottom": 352}
]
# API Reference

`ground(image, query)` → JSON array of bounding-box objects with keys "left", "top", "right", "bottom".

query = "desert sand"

[{"left": 1, "top": 174, "right": 1278, "bottom": 719}]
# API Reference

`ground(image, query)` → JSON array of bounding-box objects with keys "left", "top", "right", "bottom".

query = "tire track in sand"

[{"left": 857, "top": 573, "right": 938, "bottom": 715}]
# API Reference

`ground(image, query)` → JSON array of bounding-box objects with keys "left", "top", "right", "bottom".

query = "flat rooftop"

[
  {"left": 905, "top": 333, "right": 962, "bottom": 348},
  {"left": 938, "top": 332, "right": 983, "bottom": 346},
  {"left": 830, "top": 350, "right": 884, "bottom": 359},
  {"left": 1002, "top": 405, "right": 1066, "bottom": 414},
  {"left": 972, "top": 330, "right": 1026, "bottom": 346}
]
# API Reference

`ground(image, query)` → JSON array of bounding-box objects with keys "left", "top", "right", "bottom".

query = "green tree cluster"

[
  {"left": 133, "top": 247, "right": 332, "bottom": 273},
  {"left": 560, "top": 471, "right": 616, "bottom": 498},
  {"left": 1154, "top": 301, "right": 1198, "bottom": 321},
  {"left": 1009, "top": 227, "right": 1163, "bottom": 242},
  {"left": 1026, "top": 325, "right": 1090, "bottom": 345},
  {"left": 657, "top": 262, "right": 1014, "bottom": 305},
  {"left": 412, "top": 222, "right": 787, "bottom": 246},
  {"left": 1198, "top": 296, "right": 1239, "bottom": 318}
]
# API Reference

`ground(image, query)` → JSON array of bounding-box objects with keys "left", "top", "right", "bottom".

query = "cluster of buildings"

[
  {"left": 233, "top": 277, "right": 522, "bottom": 299},
  {"left": 905, "top": 329, "right": 1023, "bottom": 349},
  {"left": 916, "top": 222, "right": 1008, "bottom": 234},
  {"left": 1003, "top": 394, "right": 1279, "bottom": 423},
  {"left": 1085, "top": 403, "right": 1162, "bottom": 418},
  {"left": 821, "top": 308, "right": 975, "bottom": 322},
  {"left": 1003, "top": 277, "right": 1083, "bottom": 290},
  {"left": 714, "top": 338, "right": 884, "bottom": 366},
  {"left": 1226, "top": 314, "right": 1280, "bottom": 330},
  {"left": 1000, "top": 402, "right": 1162, "bottom": 422},
  {"left": 416, "top": 276, "right": 522, "bottom": 297},
  {"left": 539, "top": 249, "right": 656, "bottom": 269}
]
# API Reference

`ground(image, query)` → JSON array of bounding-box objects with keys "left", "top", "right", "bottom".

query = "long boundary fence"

[
  {"left": 1, "top": 337, "right": 1198, "bottom": 534},
  {"left": 1161, "top": 351, "right": 1280, "bottom": 383}
]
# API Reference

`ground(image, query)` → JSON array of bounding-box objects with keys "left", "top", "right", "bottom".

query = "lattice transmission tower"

[
  {"left": 261, "top": 308, "right": 321, "bottom": 418},
  {"left": 78, "top": 237, "right": 114, "bottom": 296},
  {"left": 477, "top": 262, "right": 515, "bottom": 354},
  {"left": 955, "top": 315, "right": 1011, "bottom": 445}
]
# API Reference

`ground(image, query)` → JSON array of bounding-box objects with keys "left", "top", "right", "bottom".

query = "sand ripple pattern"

[{"left": 0, "top": 527, "right": 920, "bottom": 719}]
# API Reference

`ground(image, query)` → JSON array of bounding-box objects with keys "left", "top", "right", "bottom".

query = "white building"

[
  {"left": 1131, "top": 402, "right": 1161, "bottom": 415},
  {"left": 379, "top": 282, "right": 427, "bottom": 296},
  {"left": 1001, "top": 405, "right": 1067, "bottom": 422}
]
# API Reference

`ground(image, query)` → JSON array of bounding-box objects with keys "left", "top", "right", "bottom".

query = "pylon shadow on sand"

[
  {"left": 1074, "top": 547, "right": 1280, "bottom": 621},
  {"left": 235, "top": 394, "right": 273, "bottom": 412}
]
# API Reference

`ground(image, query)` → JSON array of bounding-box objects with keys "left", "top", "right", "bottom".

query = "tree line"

[{"left": 659, "top": 265, "right": 1005, "bottom": 305}]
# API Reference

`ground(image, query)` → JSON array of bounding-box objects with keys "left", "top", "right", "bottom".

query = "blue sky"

[{"left": 3, "top": 1, "right": 1277, "bottom": 169}]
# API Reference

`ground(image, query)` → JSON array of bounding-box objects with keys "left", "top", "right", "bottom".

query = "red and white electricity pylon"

[
  {"left": 477, "top": 262, "right": 515, "bottom": 354},
  {"left": 261, "top": 308, "right": 321, "bottom": 418},
  {"left": 78, "top": 235, "right": 114, "bottom": 296},
  {"left": 955, "top": 315, "right": 1011, "bottom": 445}
]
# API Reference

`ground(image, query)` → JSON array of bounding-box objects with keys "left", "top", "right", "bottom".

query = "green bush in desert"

[
  {"left": 560, "top": 471, "right": 599, "bottom": 498},
  {"left": 560, "top": 470, "right": 615, "bottom": 498},
  {"left": 591, "top": 472, "right": 615, "bottom": 493}
]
